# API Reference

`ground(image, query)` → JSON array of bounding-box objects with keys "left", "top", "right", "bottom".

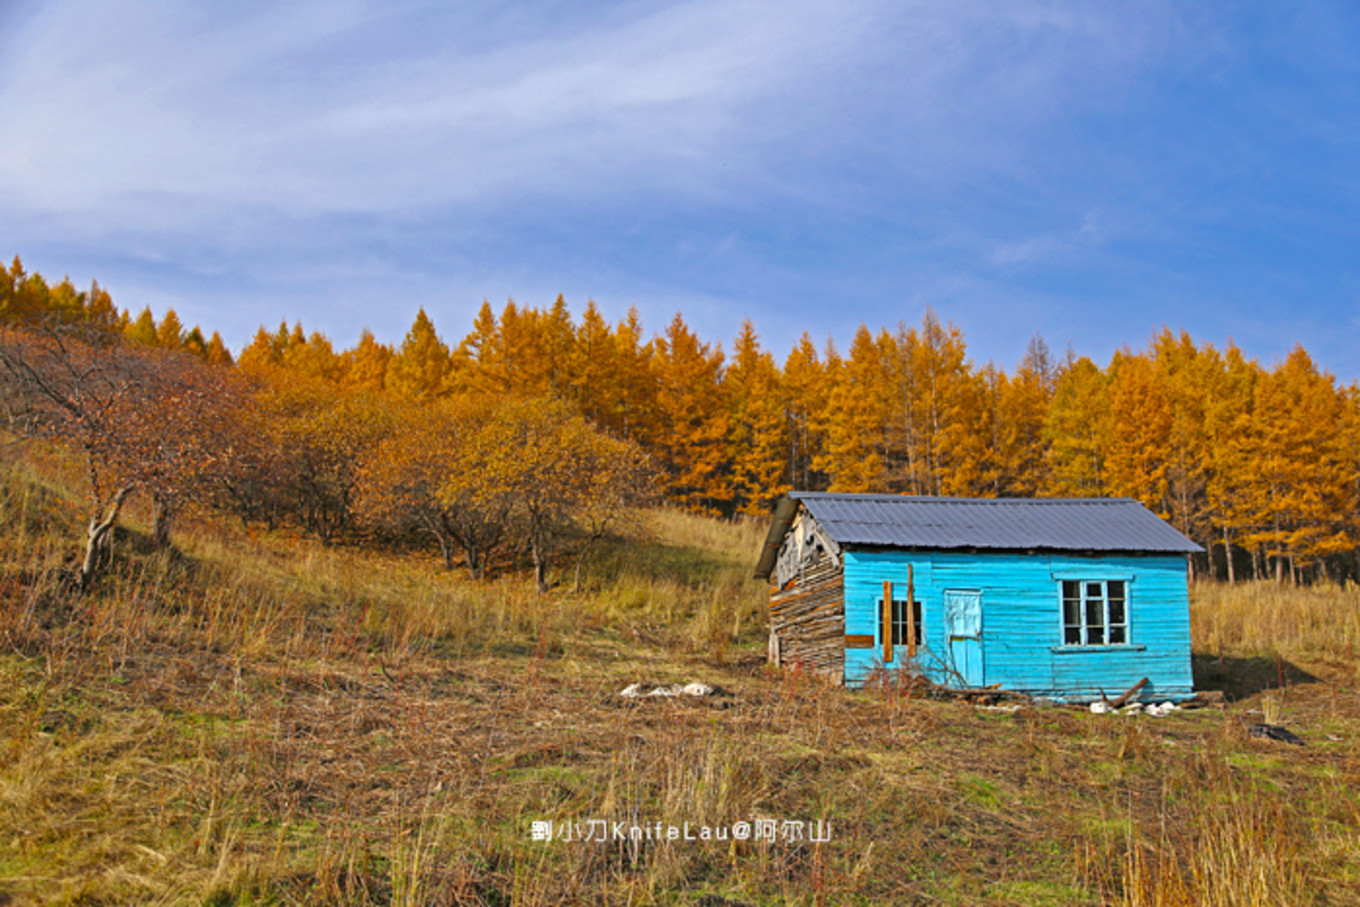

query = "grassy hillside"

[{"left": 1, "top": 454, "right": 1359, "bottom": 906}]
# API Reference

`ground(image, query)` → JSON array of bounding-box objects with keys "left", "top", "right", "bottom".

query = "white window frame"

[
  {"left": 886, "top": 596, "right": 923, "bottom": 649},
  {"left": 1060, "top": 579, "right": 1129, "bottom": 646}
]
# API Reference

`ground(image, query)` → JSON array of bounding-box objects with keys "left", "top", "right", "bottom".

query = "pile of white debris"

[
  {"left": 620, "top": 682, "right": 716, "bottom": 699},
  {"left": 1090, "top": 700, "right": 1179, "bottom": 717}
]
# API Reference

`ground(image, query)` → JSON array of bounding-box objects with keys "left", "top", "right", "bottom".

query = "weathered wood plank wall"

[{"left": 768, "top": 547, "right": 844, "bottom": 682}]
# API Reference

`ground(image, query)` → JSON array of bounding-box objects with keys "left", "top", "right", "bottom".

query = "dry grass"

[
  {"left": 2, "top": 457, "right": 1360, "bottom": 905},
  {"left": 1191, "top": 578, "right": 1360, "bottom": 666},
  {"left": 1111, "top": 789, "right": 1307, "bottom": 907}
]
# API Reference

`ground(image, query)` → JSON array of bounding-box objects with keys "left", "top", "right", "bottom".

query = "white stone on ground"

[{"left": 620, "top": 682, "right": 717, "bottom": 698}]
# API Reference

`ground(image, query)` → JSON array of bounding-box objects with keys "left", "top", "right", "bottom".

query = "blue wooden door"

[{"left": 946, "top": 590, "right": 984, "bottom": 687}]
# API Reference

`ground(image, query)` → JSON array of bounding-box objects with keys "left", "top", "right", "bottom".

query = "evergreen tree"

[
  {"left": 387, "top": 309, "right": 450, "bottom": 400},
  {"left": 126, "top": 307, "right": 159, "bottom": 346},
  {"left": 612, "top": 307, "right": 656, "bottom": 445},
  {"left": 818, "top": 324, "right": 889, "bottom": 492},
  {"left": 1103, "top": 350, "right": 1172, "bottom": 515},
  {"left": 542, "top": 294, "right": 575, "bottom": 395},
  {"left": 204, "top": 331, "right": 234, "bottom": 366},
  {"left": 991, "top": 334, "right": 1053, "bottom": 495},
  {"left": 651, "top": 312, "right": 730, "bottom": 513},
  {"left": 725, "top": 320, "right": 789, "bottom": 514},
  {"left": 343, "top": 328, "right": 392, "bottom": 392},
  {"left": 156, "top": 309, "right": 185, "bottom": 349},
  {"left": 1236, "top": 347, "right": 1353, "bottom": 581},
  {"left": 781, "top": 332, "right": 828, "bottom": 491},
  {"left": 1204, "top": 343, "right": 1261, "bottom": 581},
  {"left": 1044, "top": 354, "right": 1110, "bottom": 495},
  {"left": 570, "top": 300, "right": 617, "bottom": 427}
]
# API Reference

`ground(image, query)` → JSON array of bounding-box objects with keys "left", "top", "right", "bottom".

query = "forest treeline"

[{"left": 3, "top": 255, "right": 1358, "bottom": 586}]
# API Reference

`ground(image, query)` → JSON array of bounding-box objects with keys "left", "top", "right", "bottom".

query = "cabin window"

[
  {"left": 886, "top": 598, "right": 923, "bottom": 648},
  {"left": 1061, "top": 580, "right": 1127, "bottom": 646}
]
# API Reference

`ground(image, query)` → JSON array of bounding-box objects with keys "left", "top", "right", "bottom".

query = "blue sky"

[{"left": 2, "top": 1, "right": 1359, "bottom": 377}]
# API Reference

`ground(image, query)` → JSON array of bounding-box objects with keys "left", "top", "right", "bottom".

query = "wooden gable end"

[{"left": 768, "top": 507, "right": 845, "bottom": 682}]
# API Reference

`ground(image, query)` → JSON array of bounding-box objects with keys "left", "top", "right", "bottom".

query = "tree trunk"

[
  {"left": 81, "top": 487, "right": 132, "bottom": 590},
  {"left": 152, "top": 493, "right": 174, "bottom": 550},
  {"left": 1223, "top": 525, "right": 1235, "bottom": 584},
  {"left": 464, "top": 542, "right": 483, "bottom": 580},
  {"left": 531, "top": 538, "right": 549, "bottom": 594},
  {"left": 1274, "top": 554, "right": 1285, "bottom": 586},
  {"left": 572, "top": 530, "right": 605, "bottom": 593}
]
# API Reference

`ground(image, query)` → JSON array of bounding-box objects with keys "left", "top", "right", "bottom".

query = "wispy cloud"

[
  {"left": 990, "top": 234, "right": 1071, "bottom": 268},
  {"left": 13, "top": 1, "right": 1353, "bottom": 382},
  {"left": 0, "top": 1, "right": 884, "bottom": 223},
  {"left": 988, "top": 213, "right": 1105, "bottom": 268},
  {"left": 0, "top": 1, "right": 1183, "bottom": 228}
]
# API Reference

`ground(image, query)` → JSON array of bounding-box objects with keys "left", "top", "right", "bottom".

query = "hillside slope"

[{"left": 1, "top": 457, "right": 1358, "bottom": 905}]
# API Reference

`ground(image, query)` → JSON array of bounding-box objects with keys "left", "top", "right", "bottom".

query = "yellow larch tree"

[
  {"left": 990, "top": 334, "right": 1053, "bottom": 496},
  {"left": 282, "top": 330, "right": 344, "bottom": 384},
  {"left": 182, "top": 326, "right": 207, "bottom": 358},
  {"left": 1152, "top": 329, "right": 1219, "bottom": 552},
  {"left": 915, "top": 312, "right": 990, "bottom": 496},
  {"left": 818, "top": 324, "right": 890, "bottom": 492},
  {"left": 1234, "top": 347, "right": 1353, "bottom": 581},
  {"left": 1103, "top": 350, "right": 1172, "bottom": 515},
  {"left": 204, "top": 331, "right": 233, "bottom": 366},
  {"left": 125, "top": 307, "right": 159, "bottom": 346},
  {"left": 880, "top": 324, "right": 924, "bottom": 493},
  {"left": 45, "top": 278, "right": 83, "bottom": 323},
  {"left": 342, "top": 328, "right": 393, "bottom": 392},
  {"left": 495, "top": 301, "right": 543, "bottom": 395},
  {"left": 1043, "top": 354, "right": 1110, "bottom": 496},
  {"left": 0, "top": 257, "right": 43, "bottom": 322},
  {"left": 156, "top": 309, "right": 185, "bottom": 349},
  {"left": 611, "top": 307, "right": 658, "bottom": 445},
  {"left": 541, "top": 294, "right": 576, "bottom": 396},
  {"left": 449, "top": 301, "right": 500, "bottom": 396},
  {"left": 387, "top": 308, "right": 450, "bottom": 400},
  {"left": 725, "top": 319, "right": 790, "bottom": 515},
  {"left": 569, "top": 300, "right": 618, "bottom": 427},
  {"left": 1204, "top": 343, "right": 1262, "bottom": 580},
  {"left": 1338, "top": 384, "right": 1360, "bottom": 576},
  {"left": 650, "top": 312, "right": 731, "bottom": 513},
  {"left": 237, "top": 321, "right": 304, "bottom": 372},
  {"left": 780, "top": 332, "right": 829, "bottom": 491}
]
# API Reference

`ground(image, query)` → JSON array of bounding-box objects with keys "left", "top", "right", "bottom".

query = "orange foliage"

[
  {"left": 356, "top": 395, "right": 653, "bottom": 587},
  {"left": 10, "top": 252, "right": 1360, "bottom": 583},
  {"left": 0, "top": 322, "right": 247, "bottom": 583}
]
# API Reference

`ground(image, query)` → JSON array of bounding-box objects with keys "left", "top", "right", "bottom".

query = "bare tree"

[{"left": 0, "top": 323, "right": 245, "bottom": 587}]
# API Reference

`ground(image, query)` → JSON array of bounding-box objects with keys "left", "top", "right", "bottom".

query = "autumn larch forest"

[{"left": 2, "top": 254, "right": 1355, "bottom": 589}]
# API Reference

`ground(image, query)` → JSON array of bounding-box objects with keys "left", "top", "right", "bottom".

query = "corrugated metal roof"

[{"left": 755, "top": 493, "right": 1201, "bottom": 578}]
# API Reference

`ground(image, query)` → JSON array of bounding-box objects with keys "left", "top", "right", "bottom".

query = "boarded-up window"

[
  {"left": 884, "top": 598, "right": 923, "bottom": 648},
  {"left": 1061, "top": 580, "right": 1127, "bottom": 646}
]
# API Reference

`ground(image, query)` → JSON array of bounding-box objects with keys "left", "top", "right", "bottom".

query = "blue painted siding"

[{"left": 842, "top": 549, "right": 1194, "bottom": 701}]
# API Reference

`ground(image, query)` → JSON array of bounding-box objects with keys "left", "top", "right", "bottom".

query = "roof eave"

[
  {"left": 836, "top": 541, "right": 1205, "bottom": 556},
  {"left": 753, "top": 495, "right": 801, "bottom": 579}
]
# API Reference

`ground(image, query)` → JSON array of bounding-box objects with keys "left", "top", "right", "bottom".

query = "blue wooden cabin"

[{"left": 754, "top": 493, "right": 1202, "bottom": 702}]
